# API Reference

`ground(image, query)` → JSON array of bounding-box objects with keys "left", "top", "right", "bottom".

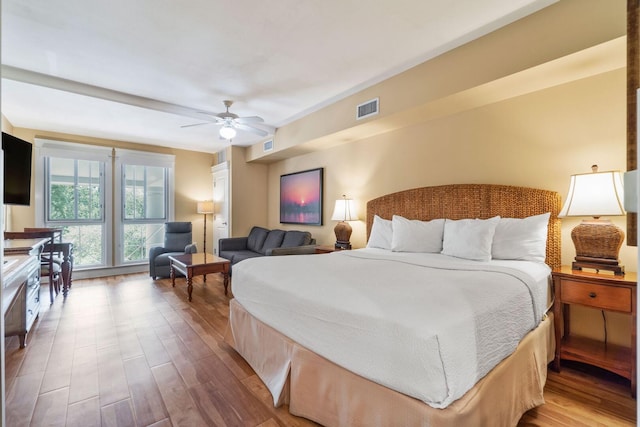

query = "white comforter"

[{"left": 231, "top": 248, "right": 550, "bottom": 408}]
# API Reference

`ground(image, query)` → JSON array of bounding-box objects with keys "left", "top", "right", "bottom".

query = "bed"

[{"left": 225, "top": 184, "right": 562, "bottom": 426}]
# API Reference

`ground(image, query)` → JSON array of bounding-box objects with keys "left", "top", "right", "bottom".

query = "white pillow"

[
  {"left": 492, "top": 213, "right": 550, "bottom": 263},
  {"left": 391, "top": 215, "right": 445, "bottom": 253},
  {"left": 367, "top": 215, "right": 393, "bottom": 250},
  {"left": 441, "top": 216, "right": 500, "bottom": 261}
]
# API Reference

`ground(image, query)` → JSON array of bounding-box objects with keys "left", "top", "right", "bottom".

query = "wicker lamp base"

[
  {"left": 571, "top": 219, "right": 625, "bottom": 275},
  {"left": 334, "top": 221, "right": 352, "bottom": 250}
]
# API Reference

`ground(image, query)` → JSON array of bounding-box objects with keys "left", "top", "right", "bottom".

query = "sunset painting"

[{"left": 280, "top": 168, "right": 323, "bottom": 225}]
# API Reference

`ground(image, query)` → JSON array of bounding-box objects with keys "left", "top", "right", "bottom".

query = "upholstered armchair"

[{"left": 149, "top": 222, "right": 197, "bottom": 279}]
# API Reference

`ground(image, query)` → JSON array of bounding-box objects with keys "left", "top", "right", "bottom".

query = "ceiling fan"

[{"left": 181, "top": 100, "right": 270, "bottom": 140}]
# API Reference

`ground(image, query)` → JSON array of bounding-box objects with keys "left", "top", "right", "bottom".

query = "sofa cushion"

[
  {"left": 281, "top": 230, "right": 312, "bottom": 248},
  {"left": 247, "top": 226, "right": 270, "bottom": 253},
  {"left": 230, "top": 250, "right": 265, "bottom": 264},
  {"left": 261, "top": 230, "right": 286, "bottom": 254}
]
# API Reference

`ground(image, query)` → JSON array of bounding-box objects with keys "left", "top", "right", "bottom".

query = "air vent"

[
  {"left": 263, "top": 139, "right": 274, "bottom": 152},
  {"left": 216, "top": 149, "right": 227, "bottom": 164},
  {"left": 356, "top": 98, "right": 379, "bottom": 120}
]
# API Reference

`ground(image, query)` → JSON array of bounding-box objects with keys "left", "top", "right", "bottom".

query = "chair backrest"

[{"left": 164, "top": 222, "right": 192, "bottom": 252}]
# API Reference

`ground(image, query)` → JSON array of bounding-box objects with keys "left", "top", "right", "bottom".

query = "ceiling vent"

[
  {"left": 356, "top": 98, "right": 379, "bottom": 120},
  {"left": 263, "top": 139, "right": 274, "bottom": 152}
]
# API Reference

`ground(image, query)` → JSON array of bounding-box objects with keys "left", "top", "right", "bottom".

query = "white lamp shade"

[
  {"left": 219, "top": 125, "right": 237, "bottom": 140},
  {"left": 331, "top": 199, "right": 358, "bottom": 221},
  {"left": 197, "top": 200, "right": 214, "bottom": 214},
  {"left": 559, "top": 170, "right": 625, "bottom": 217}
]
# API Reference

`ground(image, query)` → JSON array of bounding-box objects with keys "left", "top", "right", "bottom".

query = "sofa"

[
  {"left": 219, "top": 226, "right": 316, "bottom": 269},
  {"left": 149, "top": 222, "right": 198, "bottom": 279}
]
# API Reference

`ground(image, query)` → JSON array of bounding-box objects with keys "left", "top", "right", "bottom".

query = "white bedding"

[{"left": 231, "top": 248, "right": 551, "bottom": 409}]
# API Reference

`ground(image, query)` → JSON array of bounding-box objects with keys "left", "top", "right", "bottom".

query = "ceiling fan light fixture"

[{"left": 219, "top": 124, "right": 236, "bottom": 140}]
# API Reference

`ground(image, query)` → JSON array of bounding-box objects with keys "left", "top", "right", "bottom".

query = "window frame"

[
  {"left": 34, "top": 141, "right": 175, "bottom": 270},
  {"left": 35, "top": 139, "right": 113, "bottom": 268},
  {"left": 114, "top": 149, "right": 175, "bottom": 266}
]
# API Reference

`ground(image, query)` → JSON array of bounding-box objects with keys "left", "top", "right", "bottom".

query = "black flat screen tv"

[{"left": 2, "top": 132, "right": 33, "bottom": 206}]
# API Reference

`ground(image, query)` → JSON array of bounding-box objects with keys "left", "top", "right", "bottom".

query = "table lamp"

[
  {"left": 197, "top": 201, "right": 214, "bottom": 254},
  {"left": 331, "top": 195, "right": 358, "bottom": 249},
  {"left": 558, "top": 165, "right": 626, "bottom": 275}
]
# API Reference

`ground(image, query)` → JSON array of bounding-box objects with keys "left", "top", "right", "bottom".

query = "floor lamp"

[{"left": 197, "top": 201, "right": 214, "bottom": 254}]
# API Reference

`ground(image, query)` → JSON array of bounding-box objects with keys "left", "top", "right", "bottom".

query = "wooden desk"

[{"left": 169, "top": 253, "right": 230, "bottom": 301}]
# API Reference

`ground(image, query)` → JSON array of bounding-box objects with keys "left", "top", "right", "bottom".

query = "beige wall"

[
  {"left": 229, "top": 145, "right": 268, "bottom": 237},
  {"left": 2, "top": 127, "right": 215, "bottom": 256},
  {"left": 1, "top": 115, "right": 14, "bottom": 134}
]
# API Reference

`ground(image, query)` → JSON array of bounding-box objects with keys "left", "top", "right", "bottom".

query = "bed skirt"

[{"left": 225, "top": 298, "right": 555, "bottom": 427}]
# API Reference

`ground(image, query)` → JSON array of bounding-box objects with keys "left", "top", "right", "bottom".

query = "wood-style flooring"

[{"left": 4, "top": 272, "right": 637, "bottom": 426}]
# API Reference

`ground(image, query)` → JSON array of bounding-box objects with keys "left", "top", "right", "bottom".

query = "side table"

[
  {"left": 552, "top": 266, "right": 637, "bottom": 397},
  {"left": 315, "top": 245, "right": 346, "bottom": 254}
]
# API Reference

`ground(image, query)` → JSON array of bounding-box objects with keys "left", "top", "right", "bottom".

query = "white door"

[{"left": 212, "top": 162, "right": 230, "bottom": 255}]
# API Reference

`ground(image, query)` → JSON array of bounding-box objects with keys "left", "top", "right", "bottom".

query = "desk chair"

[{"left": 24, "top": 228, "right": 73, "bottom": 295}]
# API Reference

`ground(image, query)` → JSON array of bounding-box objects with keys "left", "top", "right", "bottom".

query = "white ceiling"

[{"left": 1, "top": 0, "right": 556, "bottom": 153}]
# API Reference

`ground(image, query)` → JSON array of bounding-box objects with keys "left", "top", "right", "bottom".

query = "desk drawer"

[
  {"left": 25, "top": 284, "right": 40, "bottom": 329},
  {"left": 561, "top": 280, "right": 631, "bottom": 312}
]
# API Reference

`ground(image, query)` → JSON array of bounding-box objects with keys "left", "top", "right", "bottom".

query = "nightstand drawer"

[{"left": 561, "top": 280, "right": 631, "bottom": 312}]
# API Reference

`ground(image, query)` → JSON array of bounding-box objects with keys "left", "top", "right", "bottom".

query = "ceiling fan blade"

[
  {"left": 235, "top": 123, "right": 268, "bottom": 137},
  {"left": 235, "top": 116, "right": 264, "bottom": 124},
  {"left": 181, "top": 122, "right": 213, "bottom": 128},
  {"left": 198, "top": 112, "right": 227, "bottom": 122}
]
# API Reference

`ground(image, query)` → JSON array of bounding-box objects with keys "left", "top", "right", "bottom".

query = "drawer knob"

[{"left": 589, "top": 292, "right": 597, "bottom": 298}]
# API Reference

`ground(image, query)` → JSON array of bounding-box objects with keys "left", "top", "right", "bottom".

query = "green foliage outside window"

[{"left": 45, "top": 157, "right": 169, "bottom": 267}]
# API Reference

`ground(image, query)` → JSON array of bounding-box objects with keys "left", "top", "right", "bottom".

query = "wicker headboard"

[{"left": 366, "top": 184, "right": 562, "bottom": 269}]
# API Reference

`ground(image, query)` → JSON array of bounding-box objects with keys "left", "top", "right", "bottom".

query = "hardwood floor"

[{"left": 4, "top": 273, "right": 637, "bottom": 426}]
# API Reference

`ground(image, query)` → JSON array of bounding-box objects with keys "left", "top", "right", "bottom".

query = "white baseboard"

[{"left": 71, "top": 264, "right": 149, "bottom": 280}]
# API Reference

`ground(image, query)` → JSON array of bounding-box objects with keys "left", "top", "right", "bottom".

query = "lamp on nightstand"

[
  {"left": 331, "top": 195, "right": 358, "bottom": 249},
  {"left": 197, "top": 201, "right": 214, "bottom": 254},
  {"left": 559, "top": 165, "right": 626, "bottom": 275}
]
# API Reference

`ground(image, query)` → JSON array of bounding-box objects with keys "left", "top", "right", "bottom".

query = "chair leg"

[{"left": 48, "top": 274, "right": 61, "bottom": 304}]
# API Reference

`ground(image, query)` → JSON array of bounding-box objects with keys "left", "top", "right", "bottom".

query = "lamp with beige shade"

[
  {"left": 331, "top": 195, "right": 358, "bottom": 249},
  {"left": 559, "top": 165, "right": 626, "bottom": 275}
]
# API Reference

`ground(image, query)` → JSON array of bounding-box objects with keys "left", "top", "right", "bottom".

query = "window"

[
  {"left": 35, "top": 140, "right": 174, "bottom": 273},
  {"left": 115, "top": 149, "right": 174, "bottom": 265},
  {"left": 45, "top": 157, "right": 105, "bottom": 267}
]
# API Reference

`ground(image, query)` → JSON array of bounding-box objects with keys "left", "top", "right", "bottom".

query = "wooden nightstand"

[
  {"left": 552, "top": 266, "right": 637, "bottom": 396},
  {"left": 314, "top": 245, "right": 346, "bottom": 254}
]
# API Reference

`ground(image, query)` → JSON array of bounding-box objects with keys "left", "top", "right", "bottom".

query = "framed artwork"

[{"left": 280, "top": 167, "right": 323, "bottom": 225}]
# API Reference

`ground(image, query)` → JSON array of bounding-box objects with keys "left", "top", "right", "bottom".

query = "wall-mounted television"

[{"left": 2, "top": 132, "right": 33, "bottom": 206}]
